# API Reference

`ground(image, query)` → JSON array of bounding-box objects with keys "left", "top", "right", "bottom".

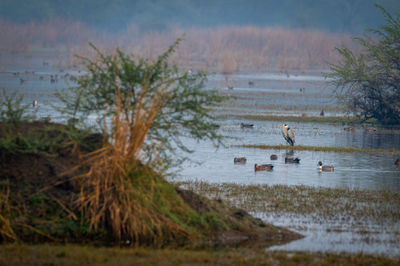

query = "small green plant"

[{"left": 0, "top": 89, "right": 32, "bottom": 124}]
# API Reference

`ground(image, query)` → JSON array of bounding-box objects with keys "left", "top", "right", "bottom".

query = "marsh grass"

[
  {"left": 234, "top": 144, "right": 400, "bottom": 154},
  {"left": 179, "top": 182, "right": 400, "bottom": 228},
  {"left": 220, "top": 114, "right": 359, "bottom": 124},
  {"left": 0, "top": 243, "right": 398, "bottom": 265},
  {"left": 215, "top": 104, "right": 343, "bottom": 113}
]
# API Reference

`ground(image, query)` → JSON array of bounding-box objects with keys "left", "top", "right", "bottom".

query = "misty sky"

[{"left": 0, "top": 0, "right": 399, "bottom": 32}]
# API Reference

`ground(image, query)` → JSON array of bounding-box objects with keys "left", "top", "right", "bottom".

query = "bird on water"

[
  {"left": 318, "top": 161, "right": 334, "bottom": 172},
  {"left": 280, "top": 124, "right": 295, "bottom": 146},
  {"left": 234, "top": 157, "right": 247, "bottom": 164},
  {"left": 270, "top": 154, "right": 278, "bottom": 160},
  {"left": 254, "top": 164, "right": 273, "bottom": 171},
  {"left": 285, "top": 157, "right": 300, "bottom": 164},
  {"left": 241, "top": 122, "right": 254, "bottom": 128}
]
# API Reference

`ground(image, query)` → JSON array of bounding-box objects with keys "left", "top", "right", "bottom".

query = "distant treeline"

[{"left": 0, "top": 0, "right": 399, "bottom": 32}]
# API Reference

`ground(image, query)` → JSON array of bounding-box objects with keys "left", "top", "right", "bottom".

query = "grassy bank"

[
  {"left": 1, "top": 244, "right": 399, "bottom": 265},
  {"left": 234, "top": 144, "right": 400, "bottom": 154},
  {"left": 2, "top": 183, "right": 400, "bottom": 264},
  {"left": 0, "top": 121, "right": 301, "bottom": 247}
]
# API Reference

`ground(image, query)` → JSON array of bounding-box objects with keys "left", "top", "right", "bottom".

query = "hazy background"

[
  {"left": 1, "top": 0, "right": 399, "bottom": 32},
  {"left": 0, "top": 0, "right": 399, "bottom": 73}
]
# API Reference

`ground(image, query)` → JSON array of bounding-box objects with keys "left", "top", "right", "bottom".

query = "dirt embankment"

[{"left": 0, "top": 122, "right": 302, "bottom": 246}]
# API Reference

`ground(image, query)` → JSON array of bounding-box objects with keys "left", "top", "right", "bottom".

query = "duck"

[
  {"left": 32, "top": 100, "right": 38, "bottom": 108},
  {"left": 254, "top": 164, "right": 273, "bottom": 171},
  {"left": 241, "top": 123, "right": 254, "bottom": 129},
  {"left": 285, "top": 157, "right": 300, "bottom": 164},
  {"left": 270, "top": 154, "right": 278, "bottom": 160},
  {"left": 318, "top": 161, "right": 334, "bottom": 172},
  {"left": 395, "top": 159, "right": 400, "bottom": 166},
  {"left": 234, "top": 157, "right": 247, "bottom": 164}
]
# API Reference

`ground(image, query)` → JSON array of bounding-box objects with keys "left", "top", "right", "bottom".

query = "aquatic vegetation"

[
  {"left": 178, "top": 181, "right": 400, "bottom": 252},
  {"left": 235, "top": 144, "right": 400, "bottom": 154},
  {"left": 221, "top": 114, "right": 360, "bottom": 124},
  {"left": 179, "top": 181, "right": 400, "bottom": 224}
]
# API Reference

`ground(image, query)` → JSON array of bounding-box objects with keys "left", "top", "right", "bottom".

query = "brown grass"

[
  {"left": 0, "top": 181, "right": 16, "bottom": 241},
  {"left": 75, "top": 74, "right": 189, "bottom": 244},
  {"left": 0, "top": 19, "right": 361, "bottom": 72},
  {"left": 1, "top": 244, "right": 399, "bottom": 265}
]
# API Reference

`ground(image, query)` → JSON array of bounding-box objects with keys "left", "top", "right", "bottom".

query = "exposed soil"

[{"left": 0, "top": 121, "right": 302, "bottom": 246}]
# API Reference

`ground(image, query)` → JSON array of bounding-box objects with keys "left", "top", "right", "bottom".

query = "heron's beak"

[{"left": 279, "top": 126, "right": 283, "bottom": 128}]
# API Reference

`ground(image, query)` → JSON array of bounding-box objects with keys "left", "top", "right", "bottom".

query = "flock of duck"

[
  {"left": 11, "top": 64, "right": 79, "bottom": 87},
  {"left": 238, "top": 123, "right": 400, "bottom": 172},
  {"left": 236, "top": 123, "right": 335, "bottom": 173}
]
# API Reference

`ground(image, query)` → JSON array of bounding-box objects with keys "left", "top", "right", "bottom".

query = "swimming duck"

[
  {"left": 343, "top": 127, "right": 354, "bottom": 131},
  {"left": 254, "top": 164, "right": 273, "bottom": 171},
  {"left": 270, "top": 154, "right": 278, "bottom": 160},
  {"left": 395, "top": 159, "right": 400, "bottom": 166},
  {"left": 285, "top": 157, "right": 300, "bottom": 164},
  {"left": 234, "top": 157, "right": 247, "bottom": 164},
  {"left": 241, "top": 123, "right": 254, "bottom": 128},
  {"left": 318, "top": 161, "right": 334, "bottom": 172}
]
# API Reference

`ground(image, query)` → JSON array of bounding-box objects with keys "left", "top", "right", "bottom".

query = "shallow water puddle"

[{"left": 257, "top": 213, "right": 400, "bottom": 257}]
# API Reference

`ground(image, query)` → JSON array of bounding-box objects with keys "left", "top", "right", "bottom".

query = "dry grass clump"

[
  {"left": 75, "top": 81, "right": 191, "bottom": 245},
  {"left": 0, "top": 181, "right": 16, "bottom": 241}
]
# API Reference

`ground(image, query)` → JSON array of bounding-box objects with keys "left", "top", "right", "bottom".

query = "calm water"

[
  {"left": 1, "top": 70, "right": 399, "bottom": 191},
  {"left": 176, "top": 136, "right": 400, "bottom": 191}
]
